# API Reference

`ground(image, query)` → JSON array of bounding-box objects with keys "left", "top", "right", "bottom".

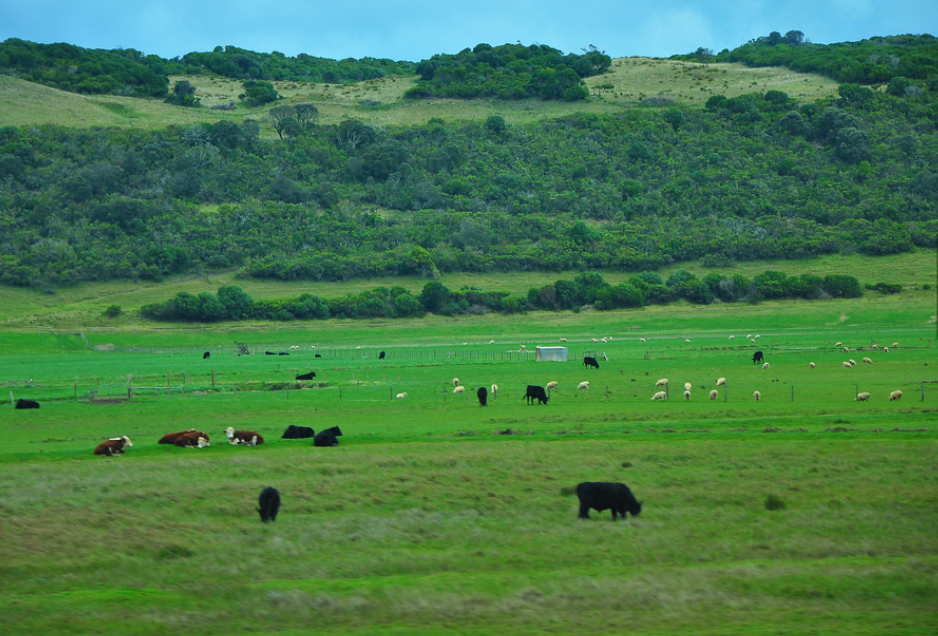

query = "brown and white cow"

[
  {"left": 225, "top": 426, "right": 264, "bottom": 446},
  {"left": 159, "top": 429, "right": 210, "bottom": 447},
  {"left": 93, "top": 436, "right": 133, "bottom": 456}
]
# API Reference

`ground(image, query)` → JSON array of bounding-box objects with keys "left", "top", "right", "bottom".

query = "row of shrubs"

[{"left": 136, "top": 269, "right": 869, "bottom": 322}]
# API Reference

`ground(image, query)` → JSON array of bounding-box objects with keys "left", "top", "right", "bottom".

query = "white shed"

[{"left": 535, "top": 346, "right": 569, "bottom": 362}]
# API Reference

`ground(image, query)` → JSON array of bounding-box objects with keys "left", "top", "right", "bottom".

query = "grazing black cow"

[
  {"left": 203, "top": 351, "right": 211, "bottom": 359},
  {"left": 281, "top": 425, "right": 315, "bottom": 439},
  {"left": 295, "top": 371, "right": 317, "bottom": 381},
  {"left": 379, "top": 350, "right": 386, "bottom": 360},
  {"left": 583, "top": 356, "right": 600, "bottom": 369},
  {"left": 314, "top": 426, "right": 343, "bottom": 447},
  {"left": 752, "top": 351, "right": 764, "bottom": 365},
  {"left": 265, "top": 351, "right": 276, "bottom": 356},
  {"left": 477, "top": 386, "right": 488, "bottom": 406},
  {"left": 257, "top": 487, "right": 281, "bottom": 523},
  {"left": 315, "top": 353, "right": 322, "bottom": 358},
  {"left": 524, "top": 385, "right": 549, "bottom": 405},
  {"left": 15, "top": 399, "right": 40, "bottom": 409},
  {"left": 576, "top": 481, "right": 642, "bottom": 521}
]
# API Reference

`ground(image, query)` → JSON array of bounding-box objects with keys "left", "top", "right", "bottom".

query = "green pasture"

[{"left": 1, "top": 290, "right": 936, "bottom": 634}]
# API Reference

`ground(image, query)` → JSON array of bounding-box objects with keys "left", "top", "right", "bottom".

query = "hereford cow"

[
  {"left": 93, "top": 436, "right": 132, "bottom": 457},
  {"left": 15, "top": 399, "right": 40, "bottom": 409},
  {"left": 225, "top": 426, "right": 264, "bottom": 446},
  {"left": 752, "top": 351, "right": 764, "bottom": 364},
  {"left": 583, "top": 356, "right": 600, "bottom": 369},
  {"left": 257, "top": 487, "right": 281, "bottom": 523},
  {"left": 295, "top": 371, "right": 317, "bottom": 381},
  {"left": 477, "top": 386, "right": 488, "bottom": 406},
  {"left": 159, "top": 429, "right": 210, "bottom": 447},
  {"left": 314, "top": 426, "right": 343, "bottom": 447},
  {"left": 281, "top": 425, "right": 315, "bottom": 439},
  {"left": 524, "top": 385, "right": 549, "bottom": 405},
  {"left": 576, "top": 481, "right": 642, "bottom": 521}
]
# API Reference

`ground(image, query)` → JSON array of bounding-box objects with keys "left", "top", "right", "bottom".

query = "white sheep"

[
  {"left": 683, "top": 382, "right": 692, "bottom": 392},
  {"left": 452, "top": 377, "right": 460, "bottom": 387},
  {"left": 844, "top": 347, "right": 850, "bottom": 353},
  {"left": 685, "top": 339, "right": 691, "bottom": 344},
  {"left": 762, "top": 362, "right": 770, "bottom": 369},
  {"left": 849, "top": 359, "right": 857, "bottom": 366},
  {"left": 753, "top": 390, "right": 761, "bottom": 402},
  {"left": 889, "top": 390, "right": 903, "bottom": 401},
  {"left": 546, "top": 381, "right": 559, "bottom": 391},
  {"left": 491, "top": 384, "right": 498, "bottom": 397},
  {"left": 883, "top": 347, "right": 889, "bottom": 354},
  {"left": 891, "top": 342, "right": 899, "bottom": 347},
  {"left": 709, "top": 389, "right": 718, "bottom": 400},
  {"left": 395, "top": 392, "right": 407, "bottom": 399},
  {"left": 655, "top": 378, "right": 668, "bottom": 387},
  {"left": 716, "top": 377, "right": 726, "bottom": 386},
  {"left": 843, "top": 361, "right": 852, "bottom": 368},
  {"left": 560, "top": 338, "right": 568, "bottom": 342},
  {"left": 453, "top": 386, "right": 465, "bottom": 394},
  {"left": 578, "top": 381, "right": 590, "bottom": 390},
  {"left": 728, "top": 335, "right": 735, "bottom": 340},
  {"left": 683, "top": 390, "right": 691, "bottom": 401},
  {"left": 592, "top": 338, "right": 599, "bottom": 343},
  {"left": 747, "top": 334, "right": 752, "bottom": 339},
  {"left": 809, "top": 362, "right": 816, "bottom": 369},
  {"left": 651, "top": 390, "right": 667, "bottom": 401},
  {"left": 754, "top": 334, "right": 761, "bottom": 339},
  {"left": 640, "top": 337, "right": 646, "bottom": 343},
  {"left": 855, "top": 392, "right": 870, "bottom": 402},
  {"left": 862, "top": 357, "right": 873, "bottom": 364},
  {"left": 835, "top": 341, "right": 843, "bottom": 347}
]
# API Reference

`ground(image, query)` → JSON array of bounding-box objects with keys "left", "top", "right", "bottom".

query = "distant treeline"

[
  {"left": 1, "top": 76, "right": 936, "bottom": 289},
  {"left": 404, "top": 43, "right": 611, "bottom": 101},
  {"left": 677, "top": 32, "right": 938, "bottom": 87},
  {"left": 139, "top": 270, "right": 865, "bottom": 322}
]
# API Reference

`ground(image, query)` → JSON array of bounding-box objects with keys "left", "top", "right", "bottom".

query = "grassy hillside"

[{"left": 0, "top": 58, "right": 840, "bottom": 130}]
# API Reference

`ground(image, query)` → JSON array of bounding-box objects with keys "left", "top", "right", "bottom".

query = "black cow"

[
  {"left": 315, "top": 353, "right": 322, "bottom": 358},
  {"left": 584, "top": 356, "right": 600, "bottom": 369},
  {"left": 265, "top": 351, "right": 276, "bottom": 356},
  {"left": 15, "top": 399, "right": 40, "bottom": 409},
  {"left": 314, "top": 426, "right": 343, "bottom": 447},
  {"left": 379, "top": 350, "right": 386, "bottom": 360},
  {"left": 203, "top": 351, "right": 211, "bottom": 359},
  {"left": 279, "top": 352, "right": 289, "bottom": 356},
  {"left": 753, "top": 351, "right": 764, "bottom": 364},
  {"left": 477, "top": 386, "right": 488, "bottom": 406},
  {"left": 257, "top": 487, "right": 281, "bottom": 523},
  {"left": 295, "top": 371, "right": 317, "bottom": 381},
  {"left": 524, "top": 385, "right": 549, "bottom": 405},
  {"left": 576, "top": 481, "right": 642, "bottom": 521},
  {"left": 281, "top": 425, "right": 315, "bottom": 439}
]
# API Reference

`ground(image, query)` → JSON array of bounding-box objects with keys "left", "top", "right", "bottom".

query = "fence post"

[
  {"left": 791, "top": 385, "right": 794, "bottom": 402},
  {"left": 212, "top": 370, "right": 216, "bottom": 388}
]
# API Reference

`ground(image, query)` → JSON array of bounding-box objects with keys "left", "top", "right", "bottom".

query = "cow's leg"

[{"left": 578, "top": 503, "right": 591, "bottom": 519}]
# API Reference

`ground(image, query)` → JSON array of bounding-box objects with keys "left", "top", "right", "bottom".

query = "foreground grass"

[{"left": 0, "top": 292, "right": 936, "bottom": 635}]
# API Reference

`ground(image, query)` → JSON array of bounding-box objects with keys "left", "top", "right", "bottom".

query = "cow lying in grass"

[
  {"left": 159, "top": 429, "right": 210, "bottom": 447},
  {"left": 314, "top": 426, "right": 342, "bottom": 447},
  {"left": 576, "top": 481, "right": 642, "bottom": 521},
  {"left": 15, "top": 399, "right": 40, "bottom": 409},
  {"left": 94, "top": 436, "right": 133, "bottom": 457},
  {"left": 225, "top": 426, "right": 264, "bottom": 446}
]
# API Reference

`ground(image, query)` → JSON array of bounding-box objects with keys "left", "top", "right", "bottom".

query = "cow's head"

[
  {"left": 197, "top": 436, "right": 210, "bottom": 448},
  {"left": 224, "top": 426, "right": 235, "bottom": 439},
  {"left": 630, "top": 500, "right": 643, "bottom": 517}
]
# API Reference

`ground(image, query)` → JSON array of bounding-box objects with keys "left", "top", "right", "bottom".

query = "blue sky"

[{"left": 1, "top": 0, "right": 934, "bottom": 61}]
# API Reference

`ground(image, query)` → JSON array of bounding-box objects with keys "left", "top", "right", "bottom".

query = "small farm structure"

[{"left": 535, "top": 346, "right": 569, "bottom": 362}]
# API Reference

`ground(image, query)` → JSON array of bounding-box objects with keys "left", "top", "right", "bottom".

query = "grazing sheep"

[
  {"left": 546, "top": 381, "right": 559, "bottom": 391},
  {"left": 747, "top": 334, "right": 752, "bottom": 339},
  {"left": 855, "top": 392, "right": 871, "bottom": 402},
  {"left": 592, "top": 338, "right": 599, "bottom": 343},
  {"left": 754, "top": 334, "right": 761, "bottom": 339},
  {"left": 809, "top": 362, "right": 816, "bottom": 369},
  {"left": 655, "top": 378, "right": 668, "bottom": 387},
  {"left": 728, "top": 335, "right": 735, "bottom": 340},
  {"left": 491, "top": 384, "right": 498, "bottom": 398},
  {"left": 883, "top": 347, "right": 889, "bottom": 354},
  {"left": 862, "top": 357, "right": 873, "bottom": 364},
  {"left": 762, "top": 362, "right": 770, "bottom": 369},
  {"left": 843, "top": 361, "right": 853, "bottom": 368},
  {"left": 889, "top": 390, "right": 903, "bottom": 401},
  {"left": 835, "top": 341, "right": 843, "bottom": 348},
  {"left": 753, "top": 390, "right": 761, "bottom": 402},
  {"left": 891, "top": 342, "right": 899, "bottom": 347},
  {"left": 843, "top": 347, "right": 850, "bottom": 353},
  {"left": 709, "top": 389, "right": 718, "bottom": 400},
  {"left": 577, "top": 381, "right": 590, "bottom": 390},
  {"left": 685, "top": 339, "right": 691, "bottom": 344},
  {"left": 849, "top": 359, "right": 857, "bottom": 366},
  {"left": 395, "top": 392, "right": 407, "bottom": 399},
  {"left": 640, "top": 337, "right": 646, "bottom": 343},
  {"left": 651, "top": 391, "right": 667, "bottom": 401},
  {"left": 716, "top": 377, "right": 726, "bottom": 386},
  {"left": 453, "top": 385, "right": 465, "bottom": 394},
  {"left": 683, "top": 390, "right": 691, "bottom": 401},
  {"left": 560, "top": 338, "right": 568, "bottom": 342},
  {"left": 683, "top": 382, "right": 692, "bottom": 392},
  {"left": 452, "top": 378, "right": 460, "bottom": 387}
]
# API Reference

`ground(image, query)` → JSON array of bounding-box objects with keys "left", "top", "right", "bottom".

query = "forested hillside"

[{"left": 0, "top": 34, "right": 935, "bottom": 292}]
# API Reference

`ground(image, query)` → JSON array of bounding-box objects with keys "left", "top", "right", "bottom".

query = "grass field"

[
  {"left": 1, "top": 269, "right": 936, "bottom": 635},
  {"left": 0, "top": 57, "right": 841, "bottom": 132}
]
